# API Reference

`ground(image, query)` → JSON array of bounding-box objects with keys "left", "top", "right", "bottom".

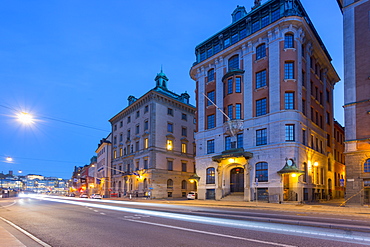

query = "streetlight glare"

[
  {"left": 17, "top": 112, "right": 34, "bottom": 124},
  {"left": 6, "top": 157, "right": 13, "bottom": 162}
]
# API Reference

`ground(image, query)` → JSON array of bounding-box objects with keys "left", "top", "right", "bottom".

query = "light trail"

[{"left": 25, "top": 195, "right": 370, "bottom": 245}]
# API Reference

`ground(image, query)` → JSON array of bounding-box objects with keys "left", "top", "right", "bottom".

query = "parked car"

[
  {"left": 68, "top": 193, "right": 75, "bottom": 197},
  {"left": 90, "top": 194, "right": 102, "bottom": 199},
  {"left": 187, "top": 191, "right": 197, "bottom": 200},
  {"left": 80, "top": 194, "right": 88, "bottom": 198}
]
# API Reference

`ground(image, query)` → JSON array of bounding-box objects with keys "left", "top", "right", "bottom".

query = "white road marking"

[
  {"left": 0, "top": 216, "right": 52, "bottom": 247},
  {"left": 100, "top": 213, "right": 106, "bottom": 215},
  {"left": 125, "top": 219, "right": 296, "bottom": 247},
  {"left": 0, "top": 200, "right": 17, "bottom": 208}
]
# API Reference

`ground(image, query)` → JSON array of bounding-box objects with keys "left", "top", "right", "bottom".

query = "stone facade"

[
  {"left": 338, "top": 0, "right": 370, "bottom": 205},
  {"left": 190, "top": 0, "right": 341, "bottom": 202},
  {"left": 109, "top": 71, "right": 196, "bottom": 199}
]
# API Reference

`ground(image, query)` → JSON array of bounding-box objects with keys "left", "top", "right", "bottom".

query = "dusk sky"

[{"left": 0, "top": 0, "right": 343, "bottom": 179}]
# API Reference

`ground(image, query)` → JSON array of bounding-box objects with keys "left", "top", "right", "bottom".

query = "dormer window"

[{"left": 231, "top": 6, "right": 247, "bottom": 23}]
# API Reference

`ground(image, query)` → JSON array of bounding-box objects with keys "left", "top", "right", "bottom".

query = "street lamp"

[{"left": 189, "top": 173, "right": 200, "bottom": 191}]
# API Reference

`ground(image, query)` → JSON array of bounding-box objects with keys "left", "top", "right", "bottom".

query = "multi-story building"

[
  {"left": 109, "top": 70, "right": 196, "bottom": 199},
  {"left": 333, "top": 121, "right": 345, "bottom": 199},
  {"left": 95, "top": 134, "right": 112, "bottom": 197},
  {"left": 190, "top": 0, "right": 340, "bottom": 202},
  {"left": 338, "top": 0, "right": 370, "bottom": 205}
]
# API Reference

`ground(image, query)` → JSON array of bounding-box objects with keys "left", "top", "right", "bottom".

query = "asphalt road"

[{"left": 0, "top": 195, "right": 369, "bottom": 247}]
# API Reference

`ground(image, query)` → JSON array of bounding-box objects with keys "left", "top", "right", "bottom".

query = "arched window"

[
  {"left": 255, "top": 162, "right": 268, "bottom": 182},
  {"left": 207, "top": 69, "right": 215, "bottom": 82},
  {"left": 143, "top": 178, "right": 148, "bottom": 189},
  {"left": 167, "top": 179, "right": 173, "bottom": 189},
  {"left": 228, "top": 55, "right": 239, "bottom": 71},
  {"left": 256, "top": 44, "right": 266, "bottom": 60},
  {"left": 181, "top": 180, "right": 187, "bottom": 190},
  {"left": 364, "top": 159, "right": 370, "bottom": 173},
  {"left": 206, "top": 167, "right": 216, "bottom": 184},
  {"left": 284, "top": 33, "right": 294, "bottom": 48}
]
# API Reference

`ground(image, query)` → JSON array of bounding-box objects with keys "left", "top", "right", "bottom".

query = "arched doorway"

[{"left": 230, "top": 167, "right": 244, "bottom": 192}]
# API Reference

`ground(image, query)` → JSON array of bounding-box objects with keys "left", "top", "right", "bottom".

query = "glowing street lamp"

[{"left": 6, "top": 157, "right": 13, "bottom": 162}]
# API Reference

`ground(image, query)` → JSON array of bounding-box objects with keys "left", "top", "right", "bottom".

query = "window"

[
  {"left": 144, "top": 159, "right": 148, "bottom": 169},
  {"left": 256, "top": 98, "right": 267, "bottom": 116},
  {"left": 225, "top": 136, "right": 231, "bottom": 150},
  {"left": 207, "top": 114, "right": 215, "bottom": 129},
  {"left": 181, "top": 127, "right": 187, "bottom": 137},
  {"left": 227, "top": 105, "right": 233, "bottom": 119},
  {"left": 237, "top": 133, "right": 243, "bottom": 148},
  {"left": 326, "top": 112, "right": 331, "bottom": 125},
  {"left": 256, "top": 162, "right": 268, "bottom": 182},
  {"left": 302, "top": 129, "right": 306, "bottom": 145},
  {"left": 167, "top": 108, "right": 173, "bottom": 116},
  {"left": 256, "top": 70, "right": 266, "bottom": 88},
  {"left": 285, "top": 92, "right": 295, "bottom": 110},
  {"left": 144, "top": 105, "right": 149, "bottom": 113},
  {"left": 285, "top": 124, "right": 295, "bottom": 141},
  {"left": 182, "top": 163, "right": 187, "bottom": 172},
  {"left": 114, "top": 124, "right": 117, "bottom": 131},
  {"left": 235, "top": 104, "right": 241, "bottom": 119},
  {"left": 231, "top": 33, "right": 238, "bottom": 44},
  {"left": 302, "top": 162, "right": 307, "bottom": 182},
  {"left": 284, "top": 62, "right": 294, "bottom": 79},
  {"left": 284, "top": 33, "right": 294, "bottom": 48},
  {"left": 166, "top": 139, "right": 173, "bottom": 150},
  {"left": 181, "top": 180, "right": 187, "bottom": 190},
  {"left": 144, "top": 138, "right": 149, "bottom": 149},
  {"left": 181, "top": 143, "right": 187, "bottom": 153},
  {"left": 228, "top": 55, "right": 239, "bottom": 71},
  {"left": 167, "top": 160, "right": 173, "bottom": 171},
  {"left": 261, "top": 15, "right": 269, "bottom": 27},
  {"left": 119, "top": 133, "right": 123, "bottom": 142},
  {"left": 182, "top": 113, "right": 187, "bottom": 121},
  {"left": 206, "top": 167, "right": 216, "bottom": 184},
  {"left": 127, "top": 129, "right": 131, "bottom": 140},
  {"left": 252, "top": 20, "right": 260, "bottom": 33},
  {"left": 235, "top": 77, "right": 241, "bottom": 93},
  {"left": 365, "top": 159, "right": 370, "bottom": 173},
  {"left": 167, "top": 179, "right": 173, "bottom": 189},
  {"left": 207, "top": 139, "right": 215, "bottom": 154},
  {"left": 207, "top": 91, "right": 215, "bottom": 106},
  {"left": 120, "top": 121, "right": 123, "bottom": 128},
  {"left": 207, "top": 69, "right": 215, "bottom": 82},
  {"left": 302, "top": 71, "right": 306, "bottom": 87},
  {"left": 136, "top": 110, "right": 140, "bottom": 118},
  {"left": 135, "top": 141, "right": 139, "bottom": 151},
  {"left": 135, "top": 124, "right": 140, "bottom": 134},
  {"left": 302, "top": 99, "right": 306, "bottom": 115},
  {"left": 256, "top": 44, "right": 266, "bottom": 60},
  {"left": 271, "top": 8, "right": 280, "bottom": 22},
  {"left": 113, "top": 150, "right": 117, "bottom": 159},
  {"left": 256, "top": 128, "right": 267, "bottom": 146},
  {"left": 227, "top": 78, "right": 233, "bottom": 94},
  {"left": 144, "top": 120, "right": 148, "bottom": 130},
  {"left": 127, "top": 116, "right": 131, "bottom": 123},
  {"left": 120, "top": 148, "right": 123, "bottom": 157},
  {"left": 167, "top": 123, "right": 173, "bottom": 133}
]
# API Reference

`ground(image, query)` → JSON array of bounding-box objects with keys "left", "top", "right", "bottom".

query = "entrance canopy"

[{"left": 212, "top": 148, "right": 253, "bottom": 163}]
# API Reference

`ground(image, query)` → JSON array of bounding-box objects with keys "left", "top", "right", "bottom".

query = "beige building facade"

[
  {"left": 109, "top": 71, "right": 196, "bottom": 199},
  {"left": 190, "top": 0, "right": 341, "bottom": 202}
]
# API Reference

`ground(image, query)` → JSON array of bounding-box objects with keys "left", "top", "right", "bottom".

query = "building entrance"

[
  {"left": 230, "top": 167, "right": 244, "bottom": 192},
  {"left": 365, "top": 189, "right": 370, "bottom": 205}
]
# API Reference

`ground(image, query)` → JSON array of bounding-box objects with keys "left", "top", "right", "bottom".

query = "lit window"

[
  {"left": 206, "top": 167, "right": 215, "bottom": 184},
  {"left": 144, "top": 138, "right": 149, "bottom": 149},
  {"left": 167, "top": 140, "right": 173, "bottom": 150},
  {"left": 114, "top": 150, "right": 117, "bottom": 159},
  {"left": 120, "top": 148, "right": 123, "bottom": 157},
  {"left": 181, "top": 143, "right": 187, "bottom": 153}
]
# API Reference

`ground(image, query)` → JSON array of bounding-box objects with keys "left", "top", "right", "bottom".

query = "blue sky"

[{"left": 0, "top": 0, "right": 343, "bottom": 179}]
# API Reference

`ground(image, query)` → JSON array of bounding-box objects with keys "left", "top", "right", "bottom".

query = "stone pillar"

[
  {"left": 244, "top": 162, "right": 252, "bottom": 201},
  {"left": 216, "top": 164, "right": 223, "bottom": 200}
]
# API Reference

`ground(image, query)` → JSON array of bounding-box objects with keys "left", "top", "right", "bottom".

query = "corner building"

[
  {"left": 338, "top": 0, "right": 370, "bottom": 205},
  {"left": 190, "top": 0, "right": 341, "bottom": 202},
  {"left": 109, "top": 71, "right": 196, "bottom": 199}
]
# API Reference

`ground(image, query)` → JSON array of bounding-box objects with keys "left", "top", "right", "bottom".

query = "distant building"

[
  {"left": 338, "top": 0, "right": 370, "bottom": 205},
  {"left": 95, "top": 134, "right": 112, "bottom": 197},
  {"left": 109, "top": 70, "right": 196, "bottom": 199},
  {"left": 23, "top": 174, "right": 67, "bottom": 194},
  {"left": 190, "top": 0, "right": 341, "bottom": 202}
]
